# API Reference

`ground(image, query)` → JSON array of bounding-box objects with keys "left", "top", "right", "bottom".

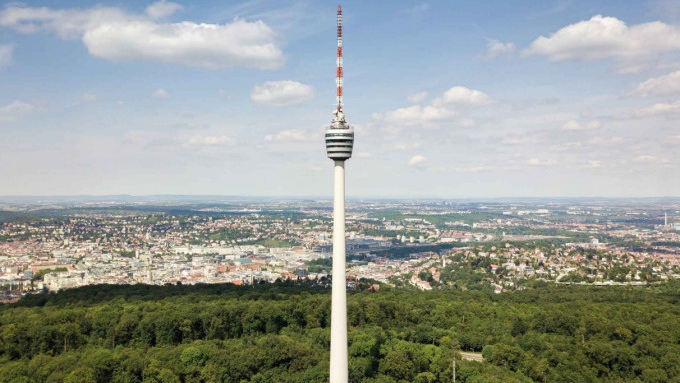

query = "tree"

[{"left": 64, "top": 367, "right": 97, "bottom": 383}]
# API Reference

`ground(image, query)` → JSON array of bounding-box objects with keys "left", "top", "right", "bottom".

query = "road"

[{"left": 460, "top": 352, "right": 484, "bottom": 362}]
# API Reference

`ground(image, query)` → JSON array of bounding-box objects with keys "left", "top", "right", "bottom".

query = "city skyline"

[{"left": 1, "top": 0, "right": 679, "bottom": 197}]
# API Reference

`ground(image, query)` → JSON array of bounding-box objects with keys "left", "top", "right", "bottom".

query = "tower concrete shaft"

[{"left": 330, "top": 160, "right": 348, "bottom": 383}]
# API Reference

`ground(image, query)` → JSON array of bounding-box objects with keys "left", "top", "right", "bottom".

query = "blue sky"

[{"left": 0, "top": 0, "right": 679, "bottom": 197}]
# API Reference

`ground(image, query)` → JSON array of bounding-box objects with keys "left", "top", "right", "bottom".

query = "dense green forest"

[{"left": 1, "top": 282, "right": 680, "bottom": 383}]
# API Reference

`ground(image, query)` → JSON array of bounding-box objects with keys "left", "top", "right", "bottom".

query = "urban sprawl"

[{"left": 0, "top": 198, "right": 679, "bottom": 301}]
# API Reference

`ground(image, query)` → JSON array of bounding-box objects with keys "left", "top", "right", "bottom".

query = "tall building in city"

[{"left": 325, "top": 5, "right": 353, "bottom": 383}]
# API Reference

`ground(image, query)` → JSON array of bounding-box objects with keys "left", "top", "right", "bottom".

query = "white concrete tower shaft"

[{"left": 330, "top": 160, "right": 347, "bottom": 383}]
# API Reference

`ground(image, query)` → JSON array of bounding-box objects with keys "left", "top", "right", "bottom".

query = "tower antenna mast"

[{"left": 336, "top": 5, "right": 343, "bottom": 113}]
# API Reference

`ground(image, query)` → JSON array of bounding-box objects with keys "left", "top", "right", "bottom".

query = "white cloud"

[
  {"left": 408, "top": 154, "right": 427, "bottom": 167},
  {"left": 628, "top": 70, "right": 680, "bottom": 97},
  {"left": 0, "top": 44, "right": 13, "bottom": 67},
  {"left": 549, "top": 142, "right": 582, "bottom": 152},
  {"left": 433, "top": 86, "right": 492, "bottom": 107},
  {"left": 84, "top": 20, "right": 282, "bottom": 70},
  {"left": 633, "top": 154, "right": 656, "bottom": 162},
  {"left": 187, "top": 135, "right": 234, "bottom": 146},
  {"left": 390, "top": 142, "right": 422, "bottom": 151},
  {"left": 562, "top": 120, "right": 580, "bottom": 130},
  {"left": 82, "top": 93, "right": 97, "bottom": 102},
  {"left": 528, "top": 157, "right": 556, "bottom": 166},
  {"left": 481, "top": 39, "right": 516, "bottom": 59},
  {"left": 0, "top": 5, "right": 284, "bottom": 70},
  {"left": 407, "top": 91, "right": 428, "bottom": 104},
  {"left": 562, "top": 120, "right": 601, "bottom": 130},
  {"left": 152, "top": 88, "right": 169, "bottom": 98},
  {"left": 382, "top": 105, "right": 456, "bottom": 126},
  {"left": 264, "top": 129, "right": 315, "bottom": 142},
  {"left": 452, "top": 165, "right": 492, "bottom": 173},
  {"left": 146, "top": 0, "right": 183, "bottom": 19},
  {"left": 0, "top": 6, "right": 129, "bottom": 38},
  {"left": 499, "top": 134, "right": 540, "bottom": 146},
  {"left": 251, "top": 81, "right": 315, "bottom": 106},
  {"left": 374, "top": 85, "right": 490, "bottom": 128},
  {"left": 586, "top": 160, "right": 601, "bottom": 168},
  {"left": 525, "top": 15, "right": 680, "bottom": 64},
  {"left": 634, "top": 101, "right": 680, "bottom": 118},
  {"left": 588, "top": 136, "right": 624, "bottom": 146},
  {"left": 459, "top": 118, "right": 476, "bottom": 128},
  {"left": 1, "top": 100, "right": 35, "bottom": 113},
  {"left": 0, "top": 100, "right": 38, "bottom": 121},
  {"left": 586, "top": 121, "right": 602, "bottom": 129},
  {"left": 405, "top": 3, "right": 430, "bottom": 14}
]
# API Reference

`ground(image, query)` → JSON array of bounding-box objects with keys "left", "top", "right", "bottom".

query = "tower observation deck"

[
  {"left": 325, "top": 4, "right": 353, "bottom": 162},
  {"left": 325, "top": 111, "right": 354, "bottom": 161}
]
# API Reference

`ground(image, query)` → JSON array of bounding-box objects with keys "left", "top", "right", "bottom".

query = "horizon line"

[{"left": 1, "top": 194, "right": 680, "bottom": 200}]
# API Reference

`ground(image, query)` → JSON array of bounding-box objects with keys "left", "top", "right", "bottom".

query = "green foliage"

[
  {"left": 1, "top": 282, "right": 680, "bottom": 382},
  {"left": 32, "top": 267, "right": 68, "bottom": 281},
  {"left": 305, "top": 258, "right": 332, "bottom": 273},
  {"left": 117, "top": 250, "right": 136, "bottom": 258}
]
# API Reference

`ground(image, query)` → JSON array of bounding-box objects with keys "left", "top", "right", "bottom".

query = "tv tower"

[{"left": 326, "top": 5, "right": 353, "bottom": 383}]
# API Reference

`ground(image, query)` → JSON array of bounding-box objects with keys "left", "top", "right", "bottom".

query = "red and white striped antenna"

[{"left": 336, "top": 5, "right": 343, "bottom": 114}]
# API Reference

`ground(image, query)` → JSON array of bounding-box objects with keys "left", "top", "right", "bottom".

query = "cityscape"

[
  {"left": 1, "top": 0, "right": 680, "bottom": 382},
  {"left": 1, "top": 198, "right": 678, "bottom": 299}
]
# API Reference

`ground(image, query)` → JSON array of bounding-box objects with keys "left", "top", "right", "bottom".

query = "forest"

[{"left": 1, "top": 281, "right": 680, "bottom": 383}]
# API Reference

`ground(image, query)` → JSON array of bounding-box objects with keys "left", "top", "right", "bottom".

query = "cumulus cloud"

[
  {"left": 499, "top": 133, "right": 540, "bottom": 146},
  {"left": 187, "top": 135, "right": 234, "bottom": 146},
  {"left": 453, "top": 165, "right": 492, "bottom": 173},
  {"left": 562, "top": 120, "right": 601, "bottom": 130},
  {"left": 407, "top": 91, "right": 428, "bottom": 104},
  {"left": 433, "top": 86, "right": 492, "bottom": 107},
  {"left": 1, "top": 100, "right": 36, "bottom": 113},
  {"left": 549, "top": 142, "right": 582, "bottom": 152},
  {"left": 381, "top": 105, "right": 455, "bottom": 126},
  {"left": 633, "top": 154, "right": 656, "bottom": 162},
  {"left": 628, "top": 70, "right": 680, "bottom": 97},
  {"left": 0, "top": 100, "right": 38, "bottom": 121},
  {"left": 408, "top": 154, "right": 427, "bottom": 167},
  {"left": 251, "top": 81, "right": 315, "bottom": 106},
  {"left": 588, "top": 136, "right": 624, "bottom": 146},
  {"left": 145, "top": 0, "right": 183, "bottom": 19},
  {"left": 0, "top": 4, "right": 284, "bottom": 70},
  {"left": 374, "top": 86, "right": 490, "bottom": 128},
  {"left": 481, "top": 39, "right": 516, "bottom": 59},
  {"left": 152, "top": 88, "right": 169, "bottom": 98},
  {"left": 528, "top": 158, "right": 556, "bottom": 166},
  {"left": 264, "top": 129, "right": 315, "bottom": 142},
  {"left": 390, "top": 142, "right": 422, "bottom": 151},
  {"left": 82, "top": 93, "right": 97, "bottom": 102},
  {"left": 634, "top": 101, "right": 680, "bottom": 118},
  {"left": 525, "top": 15, "right": 680, "bottom": 67},
  {"left": 0, "top": 44, "right": 12, "bottom": 67}
]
